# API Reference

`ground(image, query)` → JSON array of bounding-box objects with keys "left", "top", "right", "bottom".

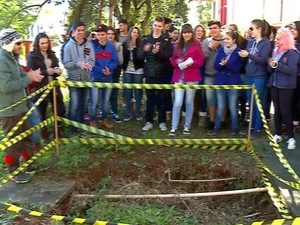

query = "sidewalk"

[{"left": 252, "top": 126, "right": 300, "bottom": 217}]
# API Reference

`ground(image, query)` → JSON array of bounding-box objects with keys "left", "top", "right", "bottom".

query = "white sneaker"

[
  {"left": 142, "top": 122, "right": 153, "bottom": 131},
  {"left": 159, "top": 122, "right": 167, "bottom": 131},
  {"left": 269, "top": 134, "right": 283, "bottom": 146},
  {"left": 287, "top": 138, "right": 296, "bottom": 150}
]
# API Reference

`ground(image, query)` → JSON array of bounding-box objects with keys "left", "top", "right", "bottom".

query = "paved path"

[
  {"left": 252, "top": 125, "right": 300, "bottom": 217},
  {"left": 0, "top": 173, "right": 76, "bottom": 207}
]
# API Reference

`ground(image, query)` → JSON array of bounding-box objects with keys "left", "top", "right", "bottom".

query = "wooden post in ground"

[
  {"left": 247, "top": 84, "right": 255, "bottom": 147},
  {"left": 52, "top": 81, "right": 60, "bottom": 155}
]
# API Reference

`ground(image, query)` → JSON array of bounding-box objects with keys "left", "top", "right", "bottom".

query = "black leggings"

[{"left": 271, "top": 87, "right": 294, "bottom": 138}]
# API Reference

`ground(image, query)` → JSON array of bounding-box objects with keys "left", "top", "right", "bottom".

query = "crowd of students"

[
  {"left": 0, "top": 16, "right": 299, "bottom": 183},
  {"left": 28, "top": 17, "right": 300, "bottom": 151}
]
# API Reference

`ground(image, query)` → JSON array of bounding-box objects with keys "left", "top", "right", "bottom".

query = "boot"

[
  {"left": 198, "top": 116, "right": 206, "bottom": 127},
  {"left": 102, "top": 118, "right": 113, "bottom": 129},
  {"left": 90, "top": 120, "right": 97, "bottom": 128}
]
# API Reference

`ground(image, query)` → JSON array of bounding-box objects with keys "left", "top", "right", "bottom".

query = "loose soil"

[{"left": 6, "top": 143, "right": 280, "bottom": 225}]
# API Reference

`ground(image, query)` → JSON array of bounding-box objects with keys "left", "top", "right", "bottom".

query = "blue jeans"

[
  {"left": 69, "top": 87, "right": 89, "bottom": 131},
  {"left": 90, "top": 78, "right": 112, "bottom": 121},
  {"left": 204, "top": 76, "right": 216, "bottom": 106},
  {"left": 110, "top": 66, "right": 122, "bottom": 115},
  {"left": 215, "top": 89, "right": 239, "bottom": 131},
  {"left": 28, "top": 101, "right": 41, "bottom": 144},
  {"left": 171, "top": 80, "right": 198, "bottom": 130},
  {"left": 245, "top": 76, "right": 267, "bottom": 131},
  {"left": 123, "top": 73, "right": 143, "bottom": 116}
]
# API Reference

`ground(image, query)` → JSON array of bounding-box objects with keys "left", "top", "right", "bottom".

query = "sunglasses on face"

[
  {"left": 249, "top": 27, "right": 255, "bottom": 31},
  {"left": 15, "top": 42, "right": 23, "bottom": 46}
]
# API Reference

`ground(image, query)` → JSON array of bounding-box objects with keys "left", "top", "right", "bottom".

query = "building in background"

[
  {"left": 27, "top": 1, "right": 69, "bottom": 40},
  {"left": 211, "top": 0, "right": 300, "bottom": 30}
]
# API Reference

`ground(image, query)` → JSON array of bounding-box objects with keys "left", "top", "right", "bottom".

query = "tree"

[
  {"left": 63, "top": 0, "right": 189, "bottom": 34},
  {"left": 197, "top": 1, "right": 212, "bottom": 27},
  {"left": 0, "top": 0, "right": 49, "bottom": 36}
]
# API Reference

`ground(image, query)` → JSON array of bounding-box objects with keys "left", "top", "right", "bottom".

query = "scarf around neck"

[{"left": 224, "top": 43, "right": 237, "bottom": 56}]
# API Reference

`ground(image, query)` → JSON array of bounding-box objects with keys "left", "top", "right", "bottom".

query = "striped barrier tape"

[
  {"left": 0, "top": 117, "right": 54, "bottom": 151},
  {"left": 174, "top": 144, "right": 248, "bottom": 151},
  {"left": 2, "top": 203, "right": 133, "bottom": 225},
  {"left": 0, "top": 140, "right": 55, "bottom": 186},
  {"left": 0, "top": 87, "right": 52, "bottom": 146},
  {"left": 240, "top": 217, "right": 300, "bottom": 225},
  {"left": 0, "top": 84, "right": 50, "bottom": 113},
  {"left": 248, "top": 143, "right": 300, "bottom": 191},
  {"left": 56, "top": 80, "right": 253, "bottom": 90},
  {"left": 59, "top": 137, "right": 248, "bottom": 148},
  {"left": 60, "top": 117, "right": 248, "bottom": 146},
  {"left": 260, "top": 171, "right": 292, "bottom": 219},
  {"left": 252, "top": 88, "right": 300, "bottom": 184}
]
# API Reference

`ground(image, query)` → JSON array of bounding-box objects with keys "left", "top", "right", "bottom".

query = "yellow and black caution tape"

[
  {"left": 2, "top": 202, "right": 134, "bottom": 225},
  {"left": 260, "top": 171, "right": 292, "bottom": 219},
  {"left": 59, "top": 137, "right": 248, "bottom": 148},
  {"left": 56, "top": 80, "right": 252, "bottom": 90},
  {"left": 0, "top": 117, "right": 54, "bottom": 151},
  {"left": 252, "top": 88, "right": 300, "bottom": 184},
  {"left": 0, "top": 87, "right": 52, "bottom": 146},
  {"left": 174, "top": 144, "right": 248, "bottom": 151},
  {"left": 0, "top": 140, "right": 55, "bottom": 186},
  {"left": 0, "top": 84, "right": 50, "bottom": 113},
  {"left": 242, "top": 217, "right": 300, "bottom": 224},
  {"left": 248, "top": 144, "right": 300, "bottom": 191}
]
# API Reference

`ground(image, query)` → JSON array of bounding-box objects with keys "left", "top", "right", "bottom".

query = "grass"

[{"left": 0, "top": 98, "right": 284, "bottom": 225}]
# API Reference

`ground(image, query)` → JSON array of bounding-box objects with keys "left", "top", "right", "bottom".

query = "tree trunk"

[
  {"left": 98, "top": 0, "right": 105, "bottom": 25},
  {"left": 109, "top": 0, "right": 116, "bottom": 26}
]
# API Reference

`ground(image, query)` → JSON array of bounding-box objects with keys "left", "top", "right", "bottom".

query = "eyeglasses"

[{"left": 15, "top": 42, "right": 23, "bottom": 46}]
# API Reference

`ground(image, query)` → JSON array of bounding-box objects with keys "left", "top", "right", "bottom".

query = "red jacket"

[{"left": 171, "top": 42, "right": 204, "bottom": 82}]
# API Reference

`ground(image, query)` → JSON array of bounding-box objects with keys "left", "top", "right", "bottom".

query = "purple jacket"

[{"left": 171, "top": 42, "right": 204, "bottom": 82}]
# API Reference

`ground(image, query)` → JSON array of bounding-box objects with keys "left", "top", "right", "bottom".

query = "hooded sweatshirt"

[
  {"left": 91, "top": 39, "right": 119, "bottom": 81},
  {"left": 62, "top": 37, "right": 95, "bottom": 81},
  {"left": 245, "top": 37, "right": 271, "bottom": 78}
]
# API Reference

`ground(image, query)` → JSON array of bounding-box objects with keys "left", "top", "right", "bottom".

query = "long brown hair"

[
  {"left": 125, "top": 26, "right": 141, "bottom": 49},
  {"left": 175, "top": 24, "right": 200, "bottom": 53}
]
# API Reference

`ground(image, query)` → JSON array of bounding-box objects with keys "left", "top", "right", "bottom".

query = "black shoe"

[
  {"left": 206, "top": 121, "right": 215, "bottom": 130},
  {"left": 11, "top": 172, "right": 30, "bottom": 184},
  {"left": 220, "top": 122, "right": 226, "bottom": 130}
]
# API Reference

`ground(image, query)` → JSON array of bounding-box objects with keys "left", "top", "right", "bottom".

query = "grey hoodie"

[{"left": 62, "top": 37, "right": 95, "bottom": 81}]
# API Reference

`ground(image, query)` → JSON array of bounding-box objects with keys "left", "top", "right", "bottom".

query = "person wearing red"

[{"left": 169, "top": 24, "right": 204, "bottom": 135}]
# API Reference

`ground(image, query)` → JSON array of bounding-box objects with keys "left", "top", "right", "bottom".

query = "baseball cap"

[{"left": 94, "top": 24, "right": 108, "bottom": 32}]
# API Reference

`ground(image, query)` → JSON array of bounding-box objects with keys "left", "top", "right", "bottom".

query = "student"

[
  {"left": 123, "top": 27, "right": 144, "bottom": 121},
  {"left": 169, "top": 24, "right": 204, "bottom": 135},
  {"left": 288, "top": 21, "right": 300, "bottom": 129},
  {"left": 268, "top": 28, "right": 299, "bottom": 150},
  {"left": 138, "top": 16, "right": 172, "bottom": 132},
  {"left": 107, "top": 27, "right": 123, "bottom": 123},
  {"left": 0, "top": 28, "right": 43, "bottom": 183},
  {"left": 202, "top": 20, "right": 225, "bottom": 130},
  {"left": 89, "top": 25, "right": 118, "bottom": 129},
  {"left": 211, "top": 30, "right": 244, "bottom": 136},
  {"left": 238, "top": 19, "right": 271, "bottom": 139},
  {"left": 62, "top": 21, "right": 95, "bottom": 135},
  {"left": 194, "top": 24, "right": 207, "bottom": 127},
  {"left": 27, "top": 33, "right": 66, "bottom": 139}
]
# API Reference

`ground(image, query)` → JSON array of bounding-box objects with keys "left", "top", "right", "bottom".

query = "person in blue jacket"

[
  {"left": 238, "top": 19, "right": 271, "bottom": 139},
  {"left": 288, "top": 21, "right": 300, "bottom": 129},
  {"left": 90, "top": 25, "right": 118, "bottom": 129},
  {"left": 210, "top": 30, "right": 244, "bottom": 136},
  {"left": 268, "top": 28, "right": 299, "bottom": 150}
]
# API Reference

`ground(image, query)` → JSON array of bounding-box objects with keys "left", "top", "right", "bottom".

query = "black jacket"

[
  {"left": 26, "top": 50, "right": 60, "bottom": 88},
  {"left": 122, "top": 44, "right": 144, "bottom": 71},
  {"left": 137, "top": 33, "right": 172, "bottom": 82}
]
